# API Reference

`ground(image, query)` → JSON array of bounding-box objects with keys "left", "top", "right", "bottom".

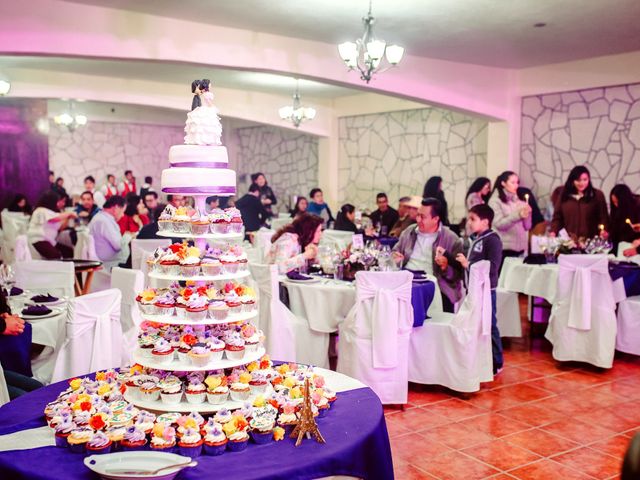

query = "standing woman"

[
  {"left": 423, "top": 176, "right": 449, "bottom": 226},
  {"left": 488, "top": 171, "right": 532, "bottom": 264},
  {"left": 27, "top": 191, "right": 77, "bottom": 259},
  {"left": 551, "top": 166, "right": 608, "bottom": 240},
  {"left": 609, "top": 184, "right": 640, "bottom": 252},
  {"left": 465, "top": 177, "right": 491, "bottom": 210},
  {"left": 251, "top": 172, "right": 277, "bottom": 219},
  {"left": 266, "top": 213, "right": 323, "bottom": 274}
]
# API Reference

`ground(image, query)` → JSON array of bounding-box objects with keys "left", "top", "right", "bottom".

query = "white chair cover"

[
  {"left": 337, "top": 271, "right": 413, "bottom": 404},
  {"left": 74, "top": 230, "right": 99, "bottom": 261},
  {"left": 14, "top": 235, "right": 33, "bottom": 262},
  {"left": 408, "top": 261, "right": 493, "bottom": 393},
  {"left": 496, "top": 288, "right": 522, "bottom": 337},
  {"left": 1, "top": 211, "right": 28, "bottom": 264},
  {"left": 14, "top": 260, "right": 75, "bottom": 298},
  {"left": 616, "top": 295, "right": 640, "bottom": 356},
  {"left": 111, "top": 268, "right": 144, "bottom": 365},
  {"left": 131, "top": 239, "right": 171, "bottom": 270},
  {"left": 248, "top": 263, "right": 297, "bottom": 363},
  {"left": 270, "top": 215, "right": 292, "bottom": 232},
  {"left": 51, "top": 289, "right": 123, "bottom": 382},
  {"left": 0, "top": 367, "right": 10, "bottom": 406},
  {"left": 320, "top": 230, "right": 354, "bottom": 251},
  {"left": 545, "top": 254, "right": 617, "bottom": 368},
  {"left": 253, "top": 229, "right": 275, "bottom": 262},
  {"left": 424, "top": 273, "right": 443, "bottom": 316},
  {"left": 617, "top": 241, "right": 640, "bottom": 265}
]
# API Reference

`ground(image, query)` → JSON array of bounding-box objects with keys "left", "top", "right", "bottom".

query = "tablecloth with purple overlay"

[
  {"left": 0, "top": 322, "right": 32, "bottom": 377},
  {"left": 0, "top": 373, "right": 394, "bottom": 480}
]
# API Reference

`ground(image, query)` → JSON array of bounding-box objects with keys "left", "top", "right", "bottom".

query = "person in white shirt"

[
  {"left": 101, "top": 174, "right": 119, "bottom": 200},
  {"left": 89, "top": 195, "right": 129, "bottom": 270},
  {"left": 27, "top": 191, "right": 77, "bottom": 259},
  {"left": 83, "top": 175, "right": 106, "bottom": 208},
  {"left": 118, "top": 170, "right": 137, "bottom": 196}
]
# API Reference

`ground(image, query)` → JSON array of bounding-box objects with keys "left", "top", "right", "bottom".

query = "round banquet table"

[{"left": 0, "top": 369, "right": 394, "bottom": 480}]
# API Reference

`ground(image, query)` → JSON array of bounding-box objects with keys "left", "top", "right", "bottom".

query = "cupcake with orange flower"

[
  {"left": 190, "top": 211, "right": 210, "bottom": 235},
  {"left": 180, "top": 246, "right": 201, "bottom": 277},
  {"left": 136, "top": 289, "right": 158, "bottom": 316},
  {"left": 205, "top": 375, "right": 229, "bottom": 405},
  {"left": 223, "top": 414, "right": 250, "bottom": 452},
  {"left": 172, "top": 207, "right": 192, "bottom": 234}
]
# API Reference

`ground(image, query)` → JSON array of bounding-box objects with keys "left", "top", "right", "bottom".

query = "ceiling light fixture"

[
  {"left": 0, "top": 79, "right": 10, "bottom": 96},
  {"left": 278, "top": 80, "right": 316, "bottom": 128},
  {"left": 338, "top": 0, "right": 404, "bottom": 83},
  {"left": 54, "top": 101, "right": 88, "bottom": 132}
]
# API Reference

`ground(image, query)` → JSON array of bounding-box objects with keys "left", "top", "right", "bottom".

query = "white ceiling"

[
  {"left": 63, "top": 0, "right": 640, "bottom": 68},
  {"left": 0, "top": 56, "right": 357, "bottom": 99}
]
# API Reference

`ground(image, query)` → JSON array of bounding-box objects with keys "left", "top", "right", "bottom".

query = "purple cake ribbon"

[
  {"left": 162, "top": 186, "right": 236, "bottom": 194},
  {"left": 170, "top": 162, "right": 228, "bottom": 168}
]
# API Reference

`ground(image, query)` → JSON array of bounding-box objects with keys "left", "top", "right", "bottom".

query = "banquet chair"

[
  {"left": 0, "top": 367, "right": 9, "bottom": 406},
  {"left": 253, "top": 229, "right": 275, "bottom": 262},
  {"left": 74, "top": 230, "right": 99, "bottom": 261},
  {"left": 51, "top": 288, "right": 123, "bottom": 382},
  {"left": 0, "top": 210, "right": 29, "bottom": 264},
  {"left": 320, "top": 230, "right": 354, "bottom": 251},
  {"left": 424, "top": 273, "right": 443, "bottom": 316},
  {"left": 14, "top": 260, "right": 75, "bottom": 298},
  {"left": 337, "top": 270, "right": 414, "bottom": 404},
  {"left": 545, "top": 254, "right": 617, "bottom": 368},
  {"left": 248, "top": 263, "right": 297, "bottom": 363},
  {"left": 14, "top": 235, "right": 33, "bottom": 262},
  {"left": 408, "top": 261, "right": 493, "bottom": 393},
  {"left": 131, "top": 238, "right": 171, "bottom": 270},
  {"left": 616, "top": 296, "right": 640, "bottom": 356},
  {"left": 111, "top": 267, "right": 144, "bottom": 365},
  {"left": 496, "top": 288, "right": 522, "bottom": 337}
]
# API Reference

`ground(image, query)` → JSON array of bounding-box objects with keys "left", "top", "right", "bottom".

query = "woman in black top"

[
  {"left": 251, "top": 173, "right": 277, "bottom": 219},
  {"left": 7, "top": 194, "right": 32, "bottom": 215},
  {"left": 610, "top": 184, "right": 640, "bottom": 252},
  {"left": 423, "top": 176, "right": 449, "bottom": 226},
  {"left": 290, "top": 197, "right": 308, "bottom": 219},
  {"left": 334, "top": 204, "right": 359, "bottom": 233}
]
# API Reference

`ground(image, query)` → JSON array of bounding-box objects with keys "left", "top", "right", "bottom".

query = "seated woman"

[
  {"left": 290, "top": 196, "right": 308, "bottom": 219},
  {"left": 334, "top": 204, "right": 359, "bottom": 233},
  {"left": 266, "top": 213, "right": 323, "bottom": 273},
  {"left": 27, "top": 191, "right": 77, "bottom": 259},
  {"left": 0, "top": 290, "right": 43, "bottom": 400},
  {"left": 7, "top": 194, "right": 32, "bottom": 215},
  {"left": 118, "top": 193, "right": 150, "bottom": 234}
]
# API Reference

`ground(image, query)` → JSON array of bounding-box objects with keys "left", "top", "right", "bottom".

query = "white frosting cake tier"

[
  {"left": 169, "top": 145, "right": 228, "bottom": 167},
  {"left": 161, "top": 167, "right": 236, "bottom": 195}
]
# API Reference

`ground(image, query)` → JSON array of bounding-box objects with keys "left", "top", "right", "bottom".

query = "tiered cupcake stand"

[{"left": 124, "top": 196, "right": 265, "bottom": 413}]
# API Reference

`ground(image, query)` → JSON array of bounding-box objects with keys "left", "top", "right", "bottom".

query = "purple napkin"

[
  {"left": 21, "top": 305, "right": 52, "bottom": 316},
  {"left": 286, "top": 271, "right": 312, "bottom": 281},
  {"left": 30, "top": 293, "right": 58, "bottom": 303}
]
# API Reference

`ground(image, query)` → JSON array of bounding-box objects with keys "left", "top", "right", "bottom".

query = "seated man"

[
  {"left": 393, "top": 197, "right": 464, "bottom": 312},
  {"left": 389, "top": 195, "right": 420, "bottom": 238},
  {"left": 369, "top": 192, "right": 399, "bottom": 237},
  {"left": 89, "top": 195, "right": 130, "bottom": 270},
  {"left": 74, "top": 191, "right": 100, "bottom": 223}
]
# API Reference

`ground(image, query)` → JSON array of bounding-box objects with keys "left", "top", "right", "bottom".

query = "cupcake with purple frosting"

[
  {"left": 120, "top": 425, "right": 147, "bottom": 451},
  {"left": 86, "top": 431, "right": 112, "bottom": 454}
]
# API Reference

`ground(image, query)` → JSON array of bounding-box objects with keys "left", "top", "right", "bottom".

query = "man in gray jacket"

[{"left": 392, "top": 197, "right": 464, "bottom": 312}]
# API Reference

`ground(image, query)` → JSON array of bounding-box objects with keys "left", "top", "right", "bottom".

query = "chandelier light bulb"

[
  {"left": 278, "top": 82, "right": 316, "bottom": 128},
  {"left": 385, "top": 44, "right": 405, "bottom": 65},
  {"left": 0, "top": 80, "right": 10, "bottom": 96},
  {"left": 74, "top": 114, "right": 88, "bottom": 126},
  {"left": 55, "top": 113, "right": 74, "bottom": 126},
  {"left": 366, "top": 40, "right": 386, "bottom": 61},
  {"left": 338, "top": 42, "right": 358, "bottom": 63}
]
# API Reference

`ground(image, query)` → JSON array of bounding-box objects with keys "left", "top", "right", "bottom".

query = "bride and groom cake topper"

[{"left": 190, "top": 78, "right": 212, "bottom": 111}]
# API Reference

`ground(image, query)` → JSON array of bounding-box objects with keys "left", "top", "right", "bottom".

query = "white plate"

[
  {"left": 84, "top": 451, "right": 194, "bottom": 480},
  {"left": 142, "top": 310, "right": 257, "bottom": 326},
  {"left": 284, "top": 277, "right": 321, "bottom": 284},
  {"left": 133, "top": 347, "right": 265, "bottom": 371},
  {"left": 148, "top": 270, "right": 250, "bottom": 282},
  {"left": 21, "top": 305, "right": 64, "bottom": 320}
]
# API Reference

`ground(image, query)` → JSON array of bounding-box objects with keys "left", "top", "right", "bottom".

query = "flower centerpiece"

[{"left": 341, "top": 245, "right": 379, "bottom": 281}]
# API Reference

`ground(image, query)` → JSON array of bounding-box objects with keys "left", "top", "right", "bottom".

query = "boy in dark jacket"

[{"left": 456, "top": 204, "right": 504, "bottom": 374}]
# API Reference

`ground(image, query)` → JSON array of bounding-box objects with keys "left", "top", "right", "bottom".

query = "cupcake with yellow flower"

[
  {"left": 172, "top": 206, "right": 192, "bottom": 234},
  {"left": 205, "top": 375, "right": 229, "bottom": 405},
  {"left": 223, "top": 414, "right": 250, "bottom": 452},
  {"left": 190, "top": 211, "right": 210, "bottom": 236},
  {"left": 136, "top": 289, "right": 158, "bottom": 316},
  {"left": 150, "top": 423, "right": 177, "bottom": 453},
  {"left": 229, "top": 372, "right": 251, "bottom": 402},
  {"left": 180, "top": 246, "right": 201, "bottom": 277}
]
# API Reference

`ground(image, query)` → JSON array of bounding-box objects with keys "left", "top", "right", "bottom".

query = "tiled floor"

[{"left": 386, "top": 300, "right": 640, "bottom": 479}]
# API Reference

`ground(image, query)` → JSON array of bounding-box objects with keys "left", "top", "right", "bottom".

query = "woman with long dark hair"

[
  {"left": 609, "top": 184, "right": 640, "bottom": 251},
  {"left": 423, "top": 176, "right": 449, "bottom": 225},
  {"left": 334, "top": 204, "right": 358, "bottom": 233},
  {"left": 488, "top": 171, "right": 532, "bottom": 263},
  {"left": 7, "top": 194, "right": 32, "bottom": 215},
  {"left": 117, "top": 193, "right": 149, "bottom": 234},
  {"left": 267, "top": 213, "right": 323, "bottom": 273},
  {"left": 551, "top": 165, "right": 608, "bottom": 239},
  {"left": 251, "top": 172, "right": 277, "bottom": 219},
  {"left": 290, "top": 196, "right": 308, "bottom": 219},
  {"left": 465, "top": 177, "right": 491, "bottom": 210},
  {"left": 27, "top": 191, "right": 76, "bottom": 259}
]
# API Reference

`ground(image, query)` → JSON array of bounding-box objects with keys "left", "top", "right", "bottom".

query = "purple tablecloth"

[
  {"left": 0, "top": 322, "right": 33, "bottom": 377},
  {"left": 609, "top": 262, "right": 640, "bottom": 298},
  {"left": 0, "top": 374, "right": 394, "bottom": 480},
  {"left": 411, "top": 281, "right": 436, "bottom": 327}
]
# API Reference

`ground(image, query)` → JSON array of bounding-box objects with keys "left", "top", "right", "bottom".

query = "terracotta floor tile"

[
  {"left": 407, "top": 387, "right": 452, "bottom": 407},
  {"left": 423, "top": 398, "right": 487, "bottom": 421},
  {"left": 393, "top": 462, "right": 439, "bottom": 479},
  {"left": 587, "top": 380, "right": 640, "bottom": 400},
  {"left": 503, "top": 427, "right": 580, "bottom": 457},
  {"left": 390, "top": 432, "right": 453, "bottom": 464},
  {"left": 492, "top": 383, "right": 555, "bottom": 403},
  {"left": 487, "top": 475, "right": 518, "bottom": 480},
  {"left": 464, "top": 389, "right": 524, "bottom": 410},
  {"left": 387, "top": 406, "right": 451, "bottom": 431},
  {"left": 385, "top": 417, "right": 412, "bottom": 438},
  {"left": 489, "top": 366, "right": 543, "bottom": 388},
  {"left": 518, "top": 359, "right": 572, "bottom": 376},
  {"left": 553, "top": 447, "right": 622, "bottom": 479},
  {"left": 462, "top": 438, "right": 541, "bottom": 471},
  {"left": 542, "top": 391, "right": 622, "bottom": 416},
  {"left": 414, "top": 450, "right": 499, "bottom": 480},
  {"left": 523, "top": 375, "right": 584, "bottom": 394},
  {"left": 576, "top": 407, "right": 640, "bottom": 434},
  {"left": 461, "top": 413, "right": 532, "bottom": 438},
  {"left": 419, "top": 421, "right": 495, "bottom": 449},
  {"left": 590, "top": 434, "right": 633, "bottom": 458},
  {"left": 541, "top": 418, "right": 617, "bottom": 444},
  {"left": 609, "top": 400, "right": 640, "bottom": 424},
  {"left": 508, "top": 459, "right": 593, "bottom": 479},
  {"left": 498, "top": 402, "right": 565, "bottom": 427},
  {"left": 554, "top": 370, "right": 610, "bottom": 387}
]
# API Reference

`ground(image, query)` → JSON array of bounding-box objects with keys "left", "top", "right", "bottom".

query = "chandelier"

[
  {"left": 278, "top": 81, "right": 316, "bottom": 128},
  {"left": 54, "top": 102, "right": 87, "bottom": 132},
  {"left": 0, "top": 79, "right": 10, "bottom": 96},
  {"left": 338, "top": 1, "right": 405, "bottom": 83}
]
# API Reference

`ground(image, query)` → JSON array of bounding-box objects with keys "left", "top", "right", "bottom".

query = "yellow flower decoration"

[
  {"left": 290, "top": 386, "right": 303, "bottom": 399},
  {"left": 97, "top": 383, "right": 112, "bottom": 396},
  {"left": 205, "top": 288, "right": 217, "bottom": 299},
  {"left": 204, "top": 376, "right": 222, "bottom": 390},
  {"left": 273, "top": 426, "right": 285, "bottom": 441},
  {"left": 69, "top": 378, "right": 82, "bottom": 391},
  {"left": 222, "top": 421, "right": 237, "bottom": 435},
  {"left": 276, "top": 364, "right": 290, "bottom": 375},
  {"left": 252, "top": 395, "right": 265, "bottom": 407},
  {"left": 129, "top": 364, "right": 143, "bottom": 375},
  {"left": 246, "top": 362, "right": 259, "bottom": 373},
  {"left": 238, "top": 372, "right": 252, "bottom": 384},
  {"left": 186, "top": 246, "right": 201, "bottom": 258},
  {"left": 152, "top": 422, "right": 165, "bottom": 437},
  {"left": 183, "top": 417, "right": 197, "bottom": 429},
  {"left": 95, "top": 371, "right": 106, "bottom": 381},
  {"left": 283, "top": 377, "right": 296, "bottom": 389},
  {"left": 77, "top": 394, "right": 91, "bottom": 403},
  {"left": 140, "top": 289, "right": 156, "bottom": 302}
]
